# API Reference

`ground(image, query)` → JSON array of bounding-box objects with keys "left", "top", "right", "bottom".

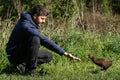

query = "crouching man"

[{"left": 6, "top": 4, "right": 81, "bottom": 75}]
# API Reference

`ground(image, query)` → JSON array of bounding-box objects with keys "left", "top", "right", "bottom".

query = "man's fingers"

[
  {"left": 64, "top": 53, "right": 81, "bottom": 61},
  {"left": 74, "top": 57, "right": 81, "bottom": 61},
  {"left": 72, "top": 56, "right": 81, "bottom": 61}
]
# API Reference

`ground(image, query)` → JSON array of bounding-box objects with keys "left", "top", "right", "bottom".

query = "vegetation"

[{"left": 0, "top": 0, "right": 120, "bottom": 80}]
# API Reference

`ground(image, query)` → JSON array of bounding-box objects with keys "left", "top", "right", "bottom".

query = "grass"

[
  {"left": 0, "top": 1, "right": 120, "bottom": 79},
  {"left": 0, "top": 27, "right": 120, "bottom": 80}
]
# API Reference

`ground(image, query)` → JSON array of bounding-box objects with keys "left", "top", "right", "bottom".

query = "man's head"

[{"left": 31, "top": 4, "right": 48, "bottom": 25}]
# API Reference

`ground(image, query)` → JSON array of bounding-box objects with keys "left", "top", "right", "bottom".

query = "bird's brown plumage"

[{"left": 87, "top": 54, "right": 112, "bottom": 71}]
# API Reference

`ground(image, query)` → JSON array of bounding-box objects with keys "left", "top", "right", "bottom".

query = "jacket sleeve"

[{"left": 25, "top": 26, "right": 65, "bottom": 56}]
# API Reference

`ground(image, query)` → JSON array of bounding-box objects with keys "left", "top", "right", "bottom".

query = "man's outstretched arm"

[{"left": 64, "top": 52, "right": 81, "bottom": 61}]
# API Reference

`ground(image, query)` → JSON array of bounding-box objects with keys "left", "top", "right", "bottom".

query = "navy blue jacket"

[{"left": 6, "top": 12, "right": 65, "bottom": 56}]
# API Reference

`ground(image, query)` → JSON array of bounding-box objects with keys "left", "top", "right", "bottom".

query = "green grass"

[{"left": 0, "top": 28, "right": 120, "bottom": 80}]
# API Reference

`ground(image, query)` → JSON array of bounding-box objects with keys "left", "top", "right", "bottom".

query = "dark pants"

[{"left": 7, "top": 36, "right": 53, "bottom": 69}]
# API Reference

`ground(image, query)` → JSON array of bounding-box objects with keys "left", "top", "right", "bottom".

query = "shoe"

[{"left": 16, "top": 63, "right": 26, "bottom": 74}]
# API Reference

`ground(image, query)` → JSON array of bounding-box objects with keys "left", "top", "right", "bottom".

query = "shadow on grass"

[
  {"left": 0, "top": 65, "right": 49, "bottom": 76},
  {"left": 90, "top": 69, "right": 100, "bottom": 74},
  {"left": 0, "top": 65, "right": 18, "bottom": 75}
]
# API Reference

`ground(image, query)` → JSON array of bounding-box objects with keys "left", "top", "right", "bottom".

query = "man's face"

[{"left": 33, "top": 14, "right": 47, "bottom": 25}]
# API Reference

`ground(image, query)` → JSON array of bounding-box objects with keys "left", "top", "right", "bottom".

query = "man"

[{"left": 6, "top": 4, "right": 81, "bottom": 75}]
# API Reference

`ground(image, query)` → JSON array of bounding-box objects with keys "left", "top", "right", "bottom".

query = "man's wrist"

[{"left": 64, "top": 52, "right": 69, "bottom": 56}]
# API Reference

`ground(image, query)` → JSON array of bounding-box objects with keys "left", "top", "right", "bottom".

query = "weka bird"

[{"left": 87, "top": 54, "right": 112, "bottom": 71}]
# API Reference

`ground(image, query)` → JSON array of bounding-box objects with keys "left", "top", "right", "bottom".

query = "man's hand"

[{"left": 64, "top": 52, "right": 81, "bottom": 61}]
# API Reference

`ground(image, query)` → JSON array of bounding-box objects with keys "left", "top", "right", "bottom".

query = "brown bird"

[{"left": 87, "top": 54, "right": 112, "bottom": 71}]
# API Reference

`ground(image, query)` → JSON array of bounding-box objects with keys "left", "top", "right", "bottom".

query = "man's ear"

[{"left": 33, "top": 14, "right": 37, "bottom": 19}]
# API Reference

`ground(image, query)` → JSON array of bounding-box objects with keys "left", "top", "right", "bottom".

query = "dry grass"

[{"left": 74, "top": 12, "right": 120, "bottom": 33}]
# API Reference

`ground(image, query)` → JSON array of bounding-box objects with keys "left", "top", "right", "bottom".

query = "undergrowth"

[{"left": 0, "top": 27, "right": 120, "bottom": 80}]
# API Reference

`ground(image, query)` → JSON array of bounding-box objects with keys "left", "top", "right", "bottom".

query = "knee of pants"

[
  {"left": 48, "top": 53, "right": 53, "bottom": 61},
  {"left": 38, "top": 50, "right": 53, "bottom": 63},
  {"left": 43, "top": 52, "right": 53, "bottom": 63}
]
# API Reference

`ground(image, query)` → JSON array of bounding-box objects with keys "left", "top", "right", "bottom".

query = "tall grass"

[{"left": 0, "top": 27, "right": 120, "bottom": 80}]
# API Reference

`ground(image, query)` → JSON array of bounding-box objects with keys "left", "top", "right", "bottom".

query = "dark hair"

[{"left": 31, "top": 4, "right": 48, "bottom": 16}]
